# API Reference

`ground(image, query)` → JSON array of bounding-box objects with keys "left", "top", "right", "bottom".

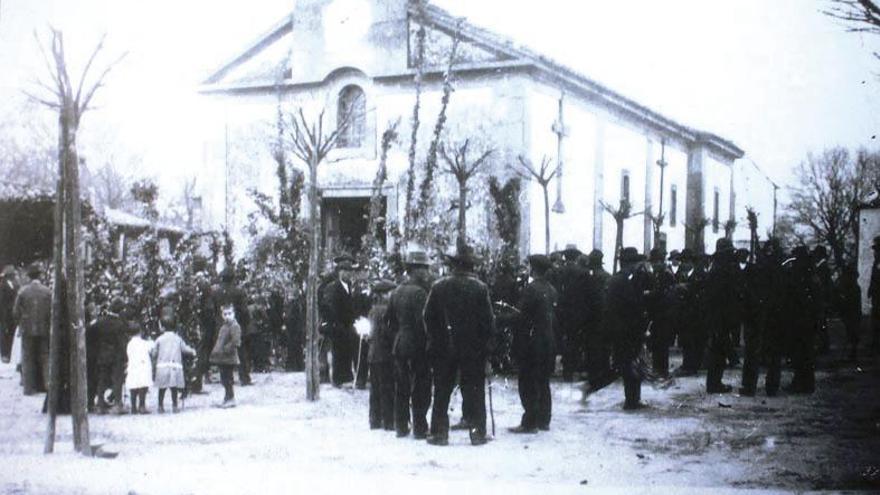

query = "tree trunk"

[
  {"left": 61, "top": 110, "right": 91, "bottom": 455},
  {"left": 613, "top": 218, "right": 624, "bottom": 274},
  {"left": 44, "top": 145, "right": 66, "bottom": 454},
  {"left": 305, "top": 159, "right": 320, "bottom": 401},
  {"left": 458, "top": 181, "right": 467, "bottom": 242},
  {"left": 543, "top": 185, "right": 550, "bottom": 255}
]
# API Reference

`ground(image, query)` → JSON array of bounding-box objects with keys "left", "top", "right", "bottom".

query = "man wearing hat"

[
  {"left": 606, "top": 247, "right": 651, "bottom": 410},
  {"left": 0, "top": 266, "right": 19, "bottom": 363},
  {"left": 647, "top": 247, "right": 675, "bottom": 378},
  {"left": 703, "top": 238, "right": 743, "bottom": 394},
  {"left": 190, "top": 258, "right": 218, "bottom": 394},
  {"left": 319, "top": 254, "right": 359, "bottom": 387},
  {"left": 870, "top": 236, "right": 880, "bottom": 355},
  {"left": 784, "top": 245, "right": 819, "bottom": 394},
  {"left": 508, "top": 254, "right": 558, "bottom": 433},
  {"left": 212, "top": 266, "right": 252, "bottom": 386},
  {"left": 386, "top": 250, "right": 434, "bottom": 439},
  {"left": 13, "top": 262, "right": 52, "bottom": 395},
  {"left": 423, "top": 241, "right": 495, "bottom": 446},
  {"left": 553, "top": 244, "right": 587, "bottom": 382},
  {"left": 672, "top": 248, "right": 707, "bottom": 377},
  {"left": 584, "top": 249, "right": 612, "bottom": 390}
]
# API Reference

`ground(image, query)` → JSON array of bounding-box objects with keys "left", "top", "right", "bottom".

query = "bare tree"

[
  {"left": 823, "top": 1, "right": 880, "bottom": 58},
  {"left": 285, "top": 107, "right": 351, "bottom": 401},
  {"left": 511, "top": 155, "right": 556, "bottom": 254},
  {"left": 601, "top": 199, "right": 642, "bottom": 273},
  {"left": 439, "top": 139, "right": 493, "bottom": 241},
  {"left": 787, "top": 147, "right": 879, "bottom": 271},
  {"left": 90, "top": 160, "right": 133, "bottom": 210},
  {"left": 27, "top": 29, "right": 125, "bottom": 455}
]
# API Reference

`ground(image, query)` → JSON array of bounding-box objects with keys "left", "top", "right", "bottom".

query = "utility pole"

[
  {"left": 551, "top": 91, "right": 568, "bottom": 214},
  {"left": 655, "top": 139, "right": 668, "bottom": 248}
]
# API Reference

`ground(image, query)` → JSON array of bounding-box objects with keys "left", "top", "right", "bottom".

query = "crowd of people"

[{"left": 1, "top": 234, "right": 879, "bottom": 447}]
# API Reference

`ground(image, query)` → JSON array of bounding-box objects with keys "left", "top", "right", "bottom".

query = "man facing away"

[
  {"left": 423, "top": 242, "right": 496, "bottom": 446},
  {"left": 13, "top": 262, "right": 51, "bottom": 395}
]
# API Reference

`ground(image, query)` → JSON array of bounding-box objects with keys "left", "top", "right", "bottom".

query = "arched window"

[{"left": 337, "top": 85, "right": 366, "bottom": 148}]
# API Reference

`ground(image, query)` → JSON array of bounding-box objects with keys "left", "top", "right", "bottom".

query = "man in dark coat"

[
  {"left": 738, "top": 247, "right": 767, "bottom": 396},
  {"left": 584, "top": 249, "right": 612, "bottom": 390},
  {"left": 759, "top": 240, "right": 789, "bottom": 396},
  {"left": 672, "top": 248, "right": 706, "bottom": 376},
  {"left": 387, "top": 250, "right": 433, "bottom": 439},
  {"left": 508, "top": 254, "right": 557, "bottom": 433},
  {"left": 785, "top": 245, "right": 820, "bottom": 394},
  {"left": 704, "top": 238, "right": 744, "bottom": 393},
  {"left": 836, "top": 266, "right": 862, "bottom": 362},
  {"left": 13, "top": 263, "right": 52, "bottom": 395},
  {"left": 89, "top": 298, "right": 128, "bottom": 413},
  {"left": 869, "top": 236, "right": 880, "bottom": 355},
  {"left": 0, "top": 266, "right": 19, "bottom": 363},
  {"left": 647, "top": 248, "right": 675, "bottom": 378},
  {"left": 552, "top": 244, "right": 587, "bottom": 382},
  {"left": 319, "top": 255, "right": 358, "bottom": 387},
  {"left": 284, "top": 289, "right": 305, "bottom": 371},
  {"left": 424, "top": 242, "right": 496, "bottom": 446},
  {"left": 212, "top": 267, "right": 252, "bottom": 386},
  {"left": 190, "top": 259, "right": 217, "bottom": 394},
  {"left": 812, "top": 245, "right": 832, "bottom": 354},
  {"left": 606, "top": 247, "right": 651, "bottom": 410}
]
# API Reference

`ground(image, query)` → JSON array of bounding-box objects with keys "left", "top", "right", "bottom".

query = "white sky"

[{"left": 1, "top": 0, "right": 878, "bottom": 196}]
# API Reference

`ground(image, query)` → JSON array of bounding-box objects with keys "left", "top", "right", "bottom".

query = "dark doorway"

[{"left": 321, "top": 196, "right": 386, "bottom": 257}]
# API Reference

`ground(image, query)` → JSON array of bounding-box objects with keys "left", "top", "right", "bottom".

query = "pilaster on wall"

[
  {"left": 685, "top": 144, "right": 707, "bottom": 253},
  {"left": 592, "top": 119, "right": 606, "bottom": 250}
]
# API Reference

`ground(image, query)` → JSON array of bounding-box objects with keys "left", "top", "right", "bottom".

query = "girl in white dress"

[{"left": 125, "top": 326, "right": 154, "bottom": 414}]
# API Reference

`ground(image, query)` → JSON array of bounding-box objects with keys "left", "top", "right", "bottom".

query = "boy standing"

[{"left": 211, "top": 304, "right": 241, "bottom": 408}]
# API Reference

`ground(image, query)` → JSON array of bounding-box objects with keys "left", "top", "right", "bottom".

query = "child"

[
  {"left": 211, "top": 304, "right": 241, "bottom": 408},
  {"left": 367, "top": 280, "right": 396, "bottom": 431},
  {"left": 153, "top": 307, "right": 196, "bottom": 413},
  {"left": 125, "top": 323, "right": 154, "bottom": 414}
]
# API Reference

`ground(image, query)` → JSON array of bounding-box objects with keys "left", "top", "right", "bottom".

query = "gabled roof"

[{"left": 201, "top": 1, "right": 744, "bottom": 161}]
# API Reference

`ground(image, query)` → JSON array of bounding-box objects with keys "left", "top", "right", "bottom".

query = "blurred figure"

[
  {"left": 13, "top": 262, "right": 51, "bottom": 395},
  {"left": 366, "top": 279, "right": 396, "bottom": 430},
  {"left": 836, "top": 266, "right": 862, "bottom": 362},
  {"left": 869, "top": 237, "right": 880, "bottom": 355},
  {"left": 0, "top": 265, "right": 19, "bottom": 363}
]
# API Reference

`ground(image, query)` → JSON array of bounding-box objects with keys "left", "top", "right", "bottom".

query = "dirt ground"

[{"left": 0, "top": 326, "right": 878, "bottom": 494}]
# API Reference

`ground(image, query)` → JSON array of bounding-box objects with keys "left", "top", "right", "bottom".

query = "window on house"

[
  {"left": 621, "top": 172, "right": 630, "bottom": 204},
  {"left": 712, "top": 188, "right": 720, "bottom": 233},
  {"left": 670, "top": 185, "right": 677, "bottom": 227},
  {"left": 337, "top": 85, "right": 366, "bottom": 148}
]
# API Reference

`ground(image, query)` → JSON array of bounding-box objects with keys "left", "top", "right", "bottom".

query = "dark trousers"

[
  {"left": 585, "top": 324, "right": 611, "bottom": 388},
  {"left": 219, "top": 364, "right": 235, "bottom": 401},
  {"left": 620, "top": 358, "right": 642, "bottom": 408},
  {"left": 0, "top": 322, "right": 13, "bottom": 360},
  {"left": 192, "top": 324, "right": 216, "bottom": 390},
  {"left": 871, "top": 307, "right": 880, "bottom": 352},
  {"left": 238, "top": 335, "right": 252, "bottom": 385},
  {"left": 741, "top": 319, "right": 761, "bottom": 393},
  {"left": 706, "top": 323, "right": 733, "bottom": 390},
  {"left": 679, "top": 322, "right": 706, "bottom": 372},
  {"left": 394, "top": 356, "right": 431, "bottom": 435},
  {"left": 330, "top": 330, "right": 355, "bottom": 386},
  {"left": 21, "top": 335, "right": 49, "bottom": 395},
  {"left": 286, "top": 324, "right": 304, "bottom": 371},
  {"left": 790, "top": 322, "right": 816, "bottom": 392},
  {"left": 560, "top": 322, "right": 582, "bottom": 380},
  {"left": 842, "top": 314, "right": 861, "bottom": 359},
  {"left": 518, "top": 354, "right": 553, "bottom": 429},
  {"left": 369, "top": 361, "right": 394, "bottom": 429},
  {"left": 649, "top": 320, "right": 673, "bottom": 377},
  {"left": 430, "top": 358, "right": 486, "bottom": 440},
  {"left": 94, "top": 360, "right": 124, "bottom": 409}
]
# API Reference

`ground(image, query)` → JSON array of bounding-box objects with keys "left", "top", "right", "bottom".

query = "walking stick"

[{"left": 353, "top": 335, "right": 365, "bottom": 390}]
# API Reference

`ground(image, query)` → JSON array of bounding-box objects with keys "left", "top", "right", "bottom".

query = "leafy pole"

[
  {"left": 286, "top": 108, "right": 350, "bottom": 401},
  {"left": 26, "top": 29, "right": 125, "bottom": 455},
  {"left": 723, "top": 219, "right": 738, "bottom": 240},
  {"left": 746, "top": 207, "right": 759, "bottom": 263},
  {"left": 511, "top": 155, "right": 556, "bottom": 254},
  {"left": 488, "top": 176, "right": 522, "bottom": 259},
  {"left": 439, "top": 139, "right": 493, "bottom": 241},
  {"left": 402, "top": 13, "right": 426, "bottom": 244},
  {"left": 414, "top": 21, "right": 462, "bottom": 243},
  {"left": 362, "top": 120, "right": 400, "bottom": 266},
  {"left": 600, "top": 199, "right": 642, "bottom": 273},
  {"left": 685, "top": 217, "right": 711, "bottom": 255}
]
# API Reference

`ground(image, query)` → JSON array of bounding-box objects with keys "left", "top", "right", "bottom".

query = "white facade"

[{"left": 198, "top": 0, "right": 754, "bottom": 261}]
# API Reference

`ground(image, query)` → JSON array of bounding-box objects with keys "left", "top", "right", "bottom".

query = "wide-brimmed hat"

[
  {"left": 668, "top": 250, "right": 681, "bottom": 262},
  {"left": 812, "top": 245, "right": 827, "bottom": 258},
  {"left": 371, "top": 279, "right": 396, "bottom": 294},
  {"left": 679, "top": 248, "right": 696, "bottom": 263},
  {"left": 334, "top": 253, "right": 356, "bottom": 271},
  {"left": 527, "top": 254, "right": 553, "bottom": 273},
  {"left": 649, "top": 247, "right": 667, "bottom": 263},
  {"left": 561, "top": 244, "right": 582, "bottom": 261},
  {"left": 619, "top": 247, "right": 645, "bottom": 264},
  {"left": 792, "top": 245, "right": 810, "bottom": 259},
  {"left": 715, "top": 238, "right": 734, "bottom": 254},
  {"left": 587, "top": 249, "right": 604, "bottom": 266},
  {"left": 444, "top": 242, "right": 481, "bottom": 267},
  {"left": 404, "top": 250, "right": 430, "bottom": 267},
  {"left": 735, "top": 248, "right": 749, "bottom": 261}
]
